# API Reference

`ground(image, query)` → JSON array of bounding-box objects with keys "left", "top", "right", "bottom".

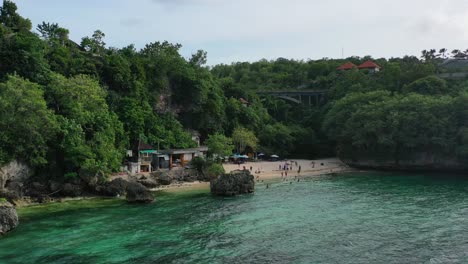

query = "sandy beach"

[
  {"left": 156, "top": 158, "right": 353, "bottom": 192},
  {"left": 223, "top": 157, "right": 353, "bottom": 181}
]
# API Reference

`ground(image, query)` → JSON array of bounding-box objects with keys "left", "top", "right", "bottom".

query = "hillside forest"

[{"left": 1, "top": 0, "right": 468, "bottom": 184}]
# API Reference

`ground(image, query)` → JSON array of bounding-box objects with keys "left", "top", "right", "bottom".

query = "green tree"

[
  {"left": 0, "top": 75, "right": 57, "bottom": 165},
  {"left": 81, "top": 30, "right": 106, "bottom": 54},
  {"left": 402, "top": 76, "right": 448, "bottom": 95},
  {"left": 0, "top": 0, "right": 31, "bottom": 32},
  {"left": 205, "top": 133, "right": 234, "bottom": 158},
  {"left": 232, "top": 127, "right": 258, "bottom": 154},
  {"left": 46, "top": 74, "right": 126, "bottom": 177}
]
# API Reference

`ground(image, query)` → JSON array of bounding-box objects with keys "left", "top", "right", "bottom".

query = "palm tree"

[
  {"left": 451, "top": 49, "right": 461, "bottom": 58},
  {"left": 421, "top": 50, "right": 428, "bottom": 61},
  {"left": 438, "top": 48, "right": 447, "bottom": 59}
]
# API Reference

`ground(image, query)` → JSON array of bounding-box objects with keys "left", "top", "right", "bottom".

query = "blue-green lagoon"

[{"left": 1, "top": 172, "right": 468, "bottom": 263}]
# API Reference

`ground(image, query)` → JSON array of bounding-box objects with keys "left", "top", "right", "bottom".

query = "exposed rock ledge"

[
  {"left": 210, "top": 170, "right": 255, "bottom": 196},
  {"left": 341, "top": 153, "right": 468, "bottom": 172},
  {"left": 97, "top": 179, "right": 154, "bottom": 203},
  {"left": 0, "top": 202, "right": 19, "bottom": 235}
]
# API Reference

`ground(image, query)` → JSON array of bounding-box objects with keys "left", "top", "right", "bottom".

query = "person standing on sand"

[
  {"left": 285, "top": 171, "right": 288, "bottom": 177},
  {"left": 298, "top": 165, "right": 301, "bottom": 174},
  {"left": 250, "top": 166, "right": 252, "bottom": 172}
]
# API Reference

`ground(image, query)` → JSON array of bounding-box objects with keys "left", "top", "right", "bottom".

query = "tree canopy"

[{"left": 1, "top": 0, "right": 467, "bottom": 183}]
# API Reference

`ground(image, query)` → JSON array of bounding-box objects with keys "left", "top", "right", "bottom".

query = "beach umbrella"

[
  {"left": 270, "top": 154, "right": 279, "bottom": 158},
  {"left": 258, "top": 153, "right": 265, "bottom": 157},
  {"left": 239, "top": 155, "right": 249, "bottom": 159}
]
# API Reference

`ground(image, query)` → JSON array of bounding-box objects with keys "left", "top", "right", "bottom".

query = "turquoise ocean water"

[{"left": 1, "top": 172, "right": 468, "bottom": 263}]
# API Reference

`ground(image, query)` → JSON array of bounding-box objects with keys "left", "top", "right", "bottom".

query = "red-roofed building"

[
  {"left": 357, "top": 60, "right": 381, "bottom": 73},
  {"left": 336, "top": 62, "right": 357, "bottom": 71}
]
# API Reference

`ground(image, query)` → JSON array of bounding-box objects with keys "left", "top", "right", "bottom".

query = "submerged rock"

[
  {"left": 0, "top": 202, "right": 19, "bottom": 235},
  {"left": 126, "top": 182, "right": 154, "bottom": 203},
  {"left": 210, "top": 170, "right": 255, "bottom": 196}
]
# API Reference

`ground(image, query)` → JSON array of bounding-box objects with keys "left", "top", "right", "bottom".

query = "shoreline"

[
  {"left": 151, "top": 158, "right": 354, "bottom": 192},
  {"left": 15, "top": 158, "right": 353, "bottom": 207},
  {"left": 223, "top": 158, "right": 354, "bottom": 181}
]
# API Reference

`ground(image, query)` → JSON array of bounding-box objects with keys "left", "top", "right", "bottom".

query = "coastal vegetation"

[{"left": 0, "top": 0, "right": 467, "bottom": 192}]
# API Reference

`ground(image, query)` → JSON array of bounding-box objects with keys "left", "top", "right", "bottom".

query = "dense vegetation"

[{"left": 0, "top": 0, "right": 467, "bottom": 185}]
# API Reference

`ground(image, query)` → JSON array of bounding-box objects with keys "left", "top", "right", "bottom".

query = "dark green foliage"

[
  {"left": 0, "top": 0, "right": 31, "bottom": 32},
  {"left": 324, "top": 91, "right": 461, "bottom": 162},
  {"left": 45, "top": 74, "right": 126, "bottom": 176},
  {"left": 403, "top": 76, "right": 448, "bottom": 95},
  {"left": 0, "top": 75, "right": 57, "bottom": 165},
  {"left": 206, "top": 163, "right": 224, "bottom": 179}
]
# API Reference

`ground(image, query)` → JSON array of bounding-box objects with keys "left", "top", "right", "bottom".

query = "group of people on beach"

[
  {"left": 278, "top": 161, "right": 302, "bottom": 183},
  {"left": 279, "top": 161, "right": 301, "bottom": 174}
]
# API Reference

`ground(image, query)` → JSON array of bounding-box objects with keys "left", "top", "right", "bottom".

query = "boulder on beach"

[
  {"left": 210, "top": 170, "right": 255, "bottom": 196},
  {"left": 98, "top": 178, "right": 129, "bottom": 196},
  {"left": 0, "top": 201, "right": 19, "bottom": 235},
  {"left": 126, "top": 182, "right": 154, "bottom": 203},
  {"left": 137, "top": 178, "right": 160, "bottom": 189},
  {"left": 156, "top": 173, "right": 173, "bottom": 185}
]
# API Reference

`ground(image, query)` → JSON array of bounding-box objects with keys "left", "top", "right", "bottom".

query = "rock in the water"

[
  {"left": 0, "top": 202, "right": 19, "bottom": 235},
  {"left": 157, "top": 173, "right": 173, "bottom": 185},
  {"left": 98, "top": 178, "right": 128, "bottom": 196},
  {"left": 126, "top": 182, "right": 154, "bottom": 203},
  {"left": 210, "top": 170, "right": 255, "bottom": 196}
]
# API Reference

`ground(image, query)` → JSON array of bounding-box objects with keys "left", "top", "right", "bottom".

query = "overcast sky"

[{"left": 14, "top": 0, "right": 468, "bottom": 65}]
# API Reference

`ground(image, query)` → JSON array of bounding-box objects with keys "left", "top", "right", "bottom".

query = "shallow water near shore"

[{"left": 1, "top": 172, "right": 468, "bottom": 263}]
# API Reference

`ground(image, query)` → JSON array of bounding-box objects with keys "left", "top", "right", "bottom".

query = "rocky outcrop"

[
  {"left": 137, "top": 177, "right": 160, "bottom": 189},
  {"left": 342, "top": 152, "right": 468, "bottom": 172},
  {"left": 61, "top": 183, "right": 82, "bottom": 197},
  {"left": 210, "top": 170, "right": 255, "bottom": 196},
  {"left": 0, "top": 160, "right": 32, "bottom": 192},
  {"left": 126, "top": 182, "right": 154, "bottom": 203},
  {"left": 79, "top": 168, "right": 106, "bottom": 189},
  {"left": 0, "top": 202, "right": 19, "bottom": 235},
  {"left": 97, "top": 178, "right": 129, "bottom": 196},
  {"left": 156, "top": 173, "right": 173, "bottom": 185},
  {"left": 22, "top": 182, "right": 50, "bottom": 202}
]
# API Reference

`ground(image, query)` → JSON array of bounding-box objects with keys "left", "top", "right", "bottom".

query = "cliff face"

[
  {"left": 342, "top": 152, "right": 468, "bottom": 172},
  {"left": 0, "top": 160, "right": 32, "bottom": 190}
]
